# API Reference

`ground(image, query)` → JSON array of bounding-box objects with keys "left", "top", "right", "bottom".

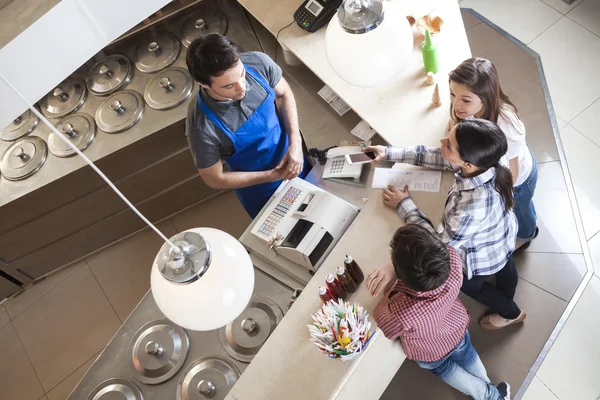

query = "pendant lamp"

[
  {"left": 0, "top": 79, "right": 255, "bottom": 332},
  {"left": 324, "top": 0, "right": 413, "bottom": 88}
]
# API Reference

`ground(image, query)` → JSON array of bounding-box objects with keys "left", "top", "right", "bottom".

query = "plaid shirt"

[
  {"left": 374, "top": 246, "right": 469, "bottom": 362},
  {"left": 387, "top": 145, "right": 517, "bottom": 279}
]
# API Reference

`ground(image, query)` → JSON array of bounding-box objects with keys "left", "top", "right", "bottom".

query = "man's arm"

[
  {"left": 273, "top": 77, "right": 303, "bottom": 180},
  {"left": 198, "top": 160, "right": 281, "bottom": 190}
]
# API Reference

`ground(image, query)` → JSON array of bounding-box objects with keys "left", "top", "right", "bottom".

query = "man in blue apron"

[{"left": 185, "top": 34, "right": 311, "bottom": 218}]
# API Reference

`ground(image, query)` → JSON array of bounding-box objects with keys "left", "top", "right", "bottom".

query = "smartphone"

[{"left": 345, "top": 151, "right": 376, "bottom": 165}]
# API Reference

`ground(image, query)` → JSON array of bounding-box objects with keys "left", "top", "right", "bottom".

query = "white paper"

[
  {"left": 372, "top": 168, "right": 442, "bottom": 192},
  {"left": 317, "top": 85, "right": 338, "bottom": 103},
  {"left": 351, "top": 120, "right": 377, "bottom": 141}
]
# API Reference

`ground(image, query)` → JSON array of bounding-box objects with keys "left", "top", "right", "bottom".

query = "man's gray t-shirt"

[{"left": 185, "top": 52, "right": 283, "bottom": 169}]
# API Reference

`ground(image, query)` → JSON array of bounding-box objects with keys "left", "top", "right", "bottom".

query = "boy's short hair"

[{"left": 389, "top": 224, "right": 451, "bottom": 292}]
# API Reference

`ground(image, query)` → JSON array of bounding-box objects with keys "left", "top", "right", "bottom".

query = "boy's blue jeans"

[{"left": 415, "top": 331, "right": 500, "bottom": 400}]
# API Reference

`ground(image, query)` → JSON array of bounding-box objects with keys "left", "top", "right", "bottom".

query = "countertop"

[{"left": 226, "top": 0, "right": 470, "bottom": 399}]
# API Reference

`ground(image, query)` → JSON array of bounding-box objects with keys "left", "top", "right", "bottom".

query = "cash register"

[{"left": 240, "top": 178, "right": 359, "bottom": 286}]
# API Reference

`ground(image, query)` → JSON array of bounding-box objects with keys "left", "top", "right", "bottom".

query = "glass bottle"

[
  {"left": 336, "top": 265, "right": 358, "bottom": 294},
  {"left": 318, "top": 285, "right": 335, "bottom": 304},
  {"left": 344, "top": 254, "right": 364, "bottom": 284},
  {"left": 325, "top": 273, "right": 347, "bottom": 301}
]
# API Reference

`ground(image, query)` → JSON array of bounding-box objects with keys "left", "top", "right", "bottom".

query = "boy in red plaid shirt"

[{"left": 367, "top": 224, "right": 510, "bottom": 400}]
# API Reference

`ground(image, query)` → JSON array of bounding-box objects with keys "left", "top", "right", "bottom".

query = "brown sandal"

[{"left": 480, "top": 311, "right": 527, "bottom": 330}]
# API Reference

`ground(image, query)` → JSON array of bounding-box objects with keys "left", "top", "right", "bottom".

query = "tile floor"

[{"left": 2, "top": 1, "right": 600, "bottom": 399}]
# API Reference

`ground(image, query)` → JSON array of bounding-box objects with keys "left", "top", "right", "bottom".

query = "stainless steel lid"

[
  {"left": 219, "top": 296, "right": 283, "bottom": 362},
  {"left": 95, "top": 90, "right": 145, "bottom": 133},
  {"left": 176, "top": 356, "right": 240, "bottom": 400},
  {"left": 88, "top": 378, "right": 144, "bottom": 400},
  {"left": 144, "top": 67, "right": 194, "bottom": 111},
  {"left": 180, "top": 13, "right": 228, "bottom": 47},
  {"left": 49, "top": 113, "right": 96, "bottom": 157},
  {"left": 0, "top": 107, "right": 39, "bottom": 141},
  {"left": 40, "top": 78, "right": 87, "bottom": 118},
  {"left": 1, "top": 136, "right": 48, "bottom": 181},
  {"left": 128, "top": 320, "right": 190, "bottom": 385},
  {"left": 134, "top": 33, "right": 181, "bottom": 73},
  {"left": 86, "top": 55, "right": 134, "bottom": 96}
]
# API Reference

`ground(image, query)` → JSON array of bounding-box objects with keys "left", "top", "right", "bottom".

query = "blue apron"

[{"left": 197, "top": 65, "right": 310, "bottom": 218}]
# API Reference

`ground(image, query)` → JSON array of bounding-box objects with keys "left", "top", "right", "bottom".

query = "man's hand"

[
  {"left": 276, "top": 144, "right": 303, "bottom": 180},
  {"left": 382, "top": 184, "right": 410, "bottom": 210},
  {"left": 366, "top": 261, "right": 397, "bottom": 297}
]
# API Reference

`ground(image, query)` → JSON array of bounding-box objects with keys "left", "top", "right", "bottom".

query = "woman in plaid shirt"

[{"left": 365, "top": 119, "right": 525, "bottom": 330}]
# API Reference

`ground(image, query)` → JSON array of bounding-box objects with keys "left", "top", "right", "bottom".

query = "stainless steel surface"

[
  {"left": 86, "top": 55, "right": 134, "bottom": 96},
  {"left": 88, "top": 378, "right": 144, "bottom": 400},
  {"left": 40, "top": 78, "right": 88, "bottom": 118},
  {"left": 49, "top": 113, "right": 96, "bottom": 157},
  {"left": 144, "top": 67, "right": 194, "bottom": 111},
  {"left": 67, "top": 268, "right": 294, "bottom": 400},
  {"left": 156, "top": 231, "right": 211, "bottom": 284},
  {"left": 219, "top": 296, "right": 283, "bottom": 363},
  {"left": 95, "top": 90, "right": 145, "bottom": 133},
  {"left": 180, "top": 10, "right": 228, "bottom": 47},
  {"left": 0, "top": 106, "right": 40, "bottom": 142},
  {"left": 176, "top": 356, "right": 240, "bottom": 400},
  {"left": 129, "top": 320, "right": 190, "bottom": 384},
  {"left": 1, "top": 136, "right": 48, "bottom": 181},
  {"left": 134, "top": 32, "right": 181, "bottom": 73}
]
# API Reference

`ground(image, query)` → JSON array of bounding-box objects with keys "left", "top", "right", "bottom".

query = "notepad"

[{"left": 372, "top": 168, "right": 442, "bottom": 192}]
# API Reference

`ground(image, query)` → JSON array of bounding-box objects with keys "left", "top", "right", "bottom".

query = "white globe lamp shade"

[
  {"left": 325, "top": 0, "right": 413, "bottom": 88},
  {"left": 151, "top": 228, "right": 255, "bottom": 331}
]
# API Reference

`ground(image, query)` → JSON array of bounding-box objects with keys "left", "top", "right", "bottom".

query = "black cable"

[
  {"left": 308, "top": 146, "right": 337, "bottom": 165},
  {"left": 274, "top": 20, "right": 296, "bottom": 63}
]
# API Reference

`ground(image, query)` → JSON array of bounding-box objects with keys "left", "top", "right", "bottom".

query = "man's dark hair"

[
  {"left": 186, "top": 34, "right": 242, "bottom": 85},
  {"left": 389, "top": 224, "right": 451, "bottom": 292}
]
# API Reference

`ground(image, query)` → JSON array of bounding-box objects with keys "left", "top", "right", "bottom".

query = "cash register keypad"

[{"left": 258, "top": 186, "right": 303, "bottom": 238}]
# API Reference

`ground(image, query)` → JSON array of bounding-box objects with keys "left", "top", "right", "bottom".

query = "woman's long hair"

[{"left": 455, "top": 119, "right": 514, "bottom": 212}]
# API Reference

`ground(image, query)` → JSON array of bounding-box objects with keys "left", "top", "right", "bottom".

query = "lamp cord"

[{"left": 0, "top": 72, "right": 178, "bottom": 251}]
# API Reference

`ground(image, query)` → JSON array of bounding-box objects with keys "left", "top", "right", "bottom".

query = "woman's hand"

[
  {"left": 363, "top": 145, "right": 387, "bottom": 165},
  {"left": 366, "top": 261, "right": 397, "bottom": 297},
  {"left": 382, "top": 184, "right": 410, "bottom": 209}
]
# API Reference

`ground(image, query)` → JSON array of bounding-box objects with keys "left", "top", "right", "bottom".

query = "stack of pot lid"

[
  {"left": 86, "top": 55, "right": 134, "bottom": 96},
  {"left": 1, "top": 136, "right": 48, "bottom": 181},
  {"left": 180, "top": 13, "right": 228, "bottom": 47},
  {"left": 95, "top": 90, "right": 145, "bottom": 133},
  {"left": 128, "top": 320, "right": 190, "bottom": 385},
  {"left": 0, "top": 107, "right": 40, "bottom": 142},
  {"left": 134, "top": 33, "right": 181, "bottom": 73},
  {"left": 144, "top": 67, "right": 194, "bottom": 110},
  {"left": 219, "top": 296, "right": 283, "bottom": 362},
  {"left": 176, "top": 356, "right": 240, "bottom": 400},
  {"left": 49, "top": 113, "right": 96, "bottom": 157},
  {"left": 40, "top": 78, "right": 87, "bottom": 118},
  {"left": 87, "top": 378, "right": 144, "bottom": 400}
]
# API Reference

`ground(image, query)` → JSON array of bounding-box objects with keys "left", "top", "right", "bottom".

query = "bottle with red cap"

[
  {"left": 325, "top": 273, "right": 347, "bottom": 301},
  {"left": 317, "top": 285, "right": 335, "bottom": 304},
  {"left": 336, "top": 265, "right": 358, "bottom": 293},
  {"left": 344, "top": 254, "right": 364, "bottom": 285}
]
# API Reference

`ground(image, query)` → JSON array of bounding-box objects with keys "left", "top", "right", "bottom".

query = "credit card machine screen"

[{"left": 294, "top": 0, "right": 342, "bottom": 33}]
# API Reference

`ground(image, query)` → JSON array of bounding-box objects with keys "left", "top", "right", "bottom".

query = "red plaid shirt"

[{"left": 374, "top": 246, "right": 469, "bottom": 362}]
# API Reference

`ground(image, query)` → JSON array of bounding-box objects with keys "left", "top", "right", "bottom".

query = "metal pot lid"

[
  {"left": 1, "top": 107, "right": 40, "bottom": 141},
  {"left": 95, "top": 90, "right": 145, "bottom": 134},
  {"left": 134, "top": 33, "right": 181, "bottom": 73},
  {"left": 49, "top": 113, "right": 96, "bottom": 157},
  {"left": 40, "top": 78, "right": 87, "bottom": 118},
  {"left": 176, "top": 356, "right": 240, "bottom": 400},
  {"left": 180, "top": 13, "right": 228, "bottom": 47},
  {"left": 1, "top": 136, "right": 48, "bottom": 181},
  {"left": 144, "top": 67, "right": 193, "bottom": 111},
  {"left": 86, "top": 54, "right": 134, "bottom": 96},
  {"left": 219, "top": 296, "right": 283, "bottom": 362},
  {"left": 128, "top": 319, "right": 190, "bottom": 385},
  {"left": 88, "top": 378, "right": 144, "bottom": 400}
]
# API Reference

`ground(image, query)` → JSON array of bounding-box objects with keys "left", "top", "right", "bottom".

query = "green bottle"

[{"left": 421, "top": 28, "right": 439, "bottom": 74}]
